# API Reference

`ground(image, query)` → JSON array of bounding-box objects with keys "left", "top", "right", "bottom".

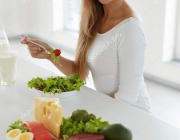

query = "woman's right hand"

[{"left": 21, "top": 35, "right": 53, "bottom": 60}]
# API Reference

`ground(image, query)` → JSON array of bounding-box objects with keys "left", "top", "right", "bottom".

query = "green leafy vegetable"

[
  {"left": 28, "top": 73, "right": 85, "bottom": 94},
  {"left": 50, "top": 50, "right": 62, "bottom": 66},
  {"left": 71, "top": 110, "right": 96, "bottom": 122},
  {"left": 7, "top": 120, "right": 27, "bottom": 133},
  {"left": 60, "top": 110, "right": 109, "bottom": 140},
  {"left": 71, "top": 109, "right": 88, "bottom": 122}
]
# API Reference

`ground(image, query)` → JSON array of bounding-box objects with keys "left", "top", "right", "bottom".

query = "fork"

[{"left": 18, "top": 36, "right": 50, "bottom": 54}]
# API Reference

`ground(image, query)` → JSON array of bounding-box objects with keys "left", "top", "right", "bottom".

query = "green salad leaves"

[
  {"left": 60, "top": 110, "right": 109, "bottom": 139},
  {"left": 6, "top": 110, "right": 110, "bottom": 140},
  {"left": 28, "top": 73, "right": 85, "bottom": 94},
  {"left": 7, "top": 120, "right": 27, "bottom": 133}
]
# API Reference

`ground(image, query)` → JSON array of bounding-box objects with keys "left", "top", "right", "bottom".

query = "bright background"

[{"left": 0, "top": 0, "right": 180, "bottom": 128}]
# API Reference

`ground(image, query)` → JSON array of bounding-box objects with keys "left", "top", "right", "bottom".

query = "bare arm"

[
  {"left": 21, "top": 35, "right": 76, "bottom": 75},
  {"left": 47, "top": 55, "right": 76, "bottom": 76}
]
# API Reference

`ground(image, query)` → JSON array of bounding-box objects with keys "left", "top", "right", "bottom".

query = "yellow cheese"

[{"left": 34, "top": 97, "right": 62, "bottom": 138}]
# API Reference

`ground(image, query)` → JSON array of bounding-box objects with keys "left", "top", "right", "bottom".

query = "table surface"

[{"left": 0, "top": 58, "right": 180, "bottom": 140}]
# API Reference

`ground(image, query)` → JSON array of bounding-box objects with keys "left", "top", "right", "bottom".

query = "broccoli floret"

[
  {"left": 71, "top": 110, "right": 88, "bottom": 122},
  {"left": 85, "top": 114, "right": 96, "bottom": 122},
  {"left": 71, "top": 110, "right": 96, "bottom": 122}
]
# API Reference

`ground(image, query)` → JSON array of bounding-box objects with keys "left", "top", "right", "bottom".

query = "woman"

[{"left": 21, "top": 0, "right": 153, "bottom": 114}]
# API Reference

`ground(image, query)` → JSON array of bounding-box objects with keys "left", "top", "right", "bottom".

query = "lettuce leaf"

[
  {"left": 28, "top": 73, "right": 85, "bottom": 94},
  {"left": 7, "top": 120, "right": 27, "bottom": 133},
  {"left": 60, "top": 117, "right": 109, "bottom": 139}
]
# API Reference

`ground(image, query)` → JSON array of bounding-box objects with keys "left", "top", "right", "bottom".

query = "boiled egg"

[
  {"left": 15, "top": 132, "right": 34, "bottom": 140},
  {"left": 5, "top": 129, "right": 21, "bottom": 140}
]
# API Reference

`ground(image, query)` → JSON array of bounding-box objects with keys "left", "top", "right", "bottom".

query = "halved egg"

[
  {"left": 5, "top": 129, "right": 21, "bottom": 140},
  {"left": 15, "top": 132, "right": 34, "bottom": 140}
]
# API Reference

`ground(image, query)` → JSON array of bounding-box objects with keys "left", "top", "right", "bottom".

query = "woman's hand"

[
  {"left": 21, "top": 35, "right": 76, "bottom": 75},
  {"left": 21, "top": 35, "right": 53, "bottom": 59}
]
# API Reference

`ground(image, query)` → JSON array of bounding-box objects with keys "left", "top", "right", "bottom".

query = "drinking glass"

[
  {"left": 0, "top": 51, "right": 17, "bottom": 85},
  {"left": 0, "top": 40, "right": 10, "bottom": 53}
]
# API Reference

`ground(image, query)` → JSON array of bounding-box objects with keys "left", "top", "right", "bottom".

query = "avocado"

[{"left": 103, "top": 124, "right": 132, "bottom": 140}]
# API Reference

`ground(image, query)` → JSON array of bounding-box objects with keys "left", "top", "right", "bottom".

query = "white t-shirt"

[{"left": 88, "top": 17, "right": 153, "bottom": 114}]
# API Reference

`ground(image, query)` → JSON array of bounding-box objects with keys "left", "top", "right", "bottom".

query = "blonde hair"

[{"left": 75, "top": 0, "right": 104, "bottom": 80}]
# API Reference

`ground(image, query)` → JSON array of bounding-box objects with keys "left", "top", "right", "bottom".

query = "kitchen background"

[{"left": 0, "top": 0, "right": 180, "bottom": 128}]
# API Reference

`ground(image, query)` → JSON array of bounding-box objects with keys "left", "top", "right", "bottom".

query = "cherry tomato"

[{"left": 54, "top": 49, "right": 61, "bottom": 56}]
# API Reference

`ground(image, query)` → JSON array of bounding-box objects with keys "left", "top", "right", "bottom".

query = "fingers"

[
  {"left": 29, "top": 50, "right": 37, "bottom": 58},
  {"left": 20, "top": 36, "right": 50, "bottom": 51},
  {"left": 20, "top": 35, "right": 40, "bottom": 44},
  {"left": 27, "top": 44, "right": 42, "bottom": 58},
  {"left": 21, "top": 35, "right": 30, "bottom": 44},
  {"left": 28, "top": 45, "right": 41, "bottom": 51},
  {"left": 28, "top": 46, "right": 41, "bottom": 56},
  {"left": 29, "top": 49, "right": 43, "bottom": 58},
  {"left": 27, "top": 35, "right": 42, "bottom": 44},
  {"left": 29, "top": 38, "right": 41, "bottom": 44},
  {"left": 21, "top": 38, "right": 28, "bottom": 44},
  {"left": 29, "top": 49, "right": 47, "bottom": 59},
  {"left": 20, "top": 35, "right": 50, "bottom": 59}
]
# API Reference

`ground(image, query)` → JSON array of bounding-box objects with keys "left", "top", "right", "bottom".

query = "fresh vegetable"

[
  {"left": 28, "top": 77, "right": 45, "bottom": 91},
  {"left": 7, "top": 120, "right": 27, "bottom": 133},
  {"left": 71, "top": 110, "right": 96, "bottom": 122},
  {"left": 6, "top": 110, "right": 132, "bottom": 140},
  {"left": 103, "top": 124, "right": 132, "bottom": 140},
  {"left": 50, "top": 49, "right": 62, "bottom": 66},
  {"left": 60, "top": 110, "right": 109, "bottom": 139},
  {"left": 28, "top": 73, "right": 85, "bottom": 94},
  {"left": 54, "top": 49, "right": 61, "bottom": 56}
]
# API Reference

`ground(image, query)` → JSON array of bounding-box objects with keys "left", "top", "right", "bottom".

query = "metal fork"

[{"left": 18, "top": 36, "right": 50, "bottom": 54}]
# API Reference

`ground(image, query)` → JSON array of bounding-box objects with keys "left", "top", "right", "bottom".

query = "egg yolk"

[
  {"left": 20, "top": 134, "right": 31, "bottom": 140},
  {"left": 9, "top": 130, "right": 20, "bottom": 137}
]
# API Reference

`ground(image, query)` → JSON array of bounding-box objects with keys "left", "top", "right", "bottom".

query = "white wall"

[
  {"left": 0, "top": 0, "right": 2, "bottom": 24},
  {"left": 1, "top": 0, "right": 28, "bottom": 37},
  {"left": 0, "top": 0, "right": 64, "bottom": 38}
]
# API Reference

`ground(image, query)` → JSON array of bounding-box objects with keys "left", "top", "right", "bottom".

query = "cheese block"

[{"left": 34, "top": 97, "right": 62, "bottom": 138}]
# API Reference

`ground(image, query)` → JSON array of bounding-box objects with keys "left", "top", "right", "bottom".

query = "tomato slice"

[
  {"left": 23, "top": 121, "right": 52, "bottom": 140},
  {"left": 36, "top": 86, "right": 44, "bottom": 91}
]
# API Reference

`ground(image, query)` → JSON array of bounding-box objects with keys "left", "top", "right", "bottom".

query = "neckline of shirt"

[{"left": 97, "top": 17, "right": 143, "bottom": 36}]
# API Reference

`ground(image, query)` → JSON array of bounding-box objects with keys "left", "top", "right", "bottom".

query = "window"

[
  {"left": 163, "top": 0, "right": 180, "bottom": 62},
  {"left": 175, "top": 0, "right": 180, "bottom": 61},
  {"left": 64, "top": 0, "right": 81, "bottom": 31}
]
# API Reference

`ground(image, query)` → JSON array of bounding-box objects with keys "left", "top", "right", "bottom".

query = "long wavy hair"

[{"left": 74, "top": 0, "right": 104, "bottom": 80}]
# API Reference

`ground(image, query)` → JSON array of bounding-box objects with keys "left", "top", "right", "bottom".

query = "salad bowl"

[
  {"left": 28, "top": 74, "right": 85, "bottom": 99},
  {"left": 36, "top": 89, "right": 77, "bottom": 99}
]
